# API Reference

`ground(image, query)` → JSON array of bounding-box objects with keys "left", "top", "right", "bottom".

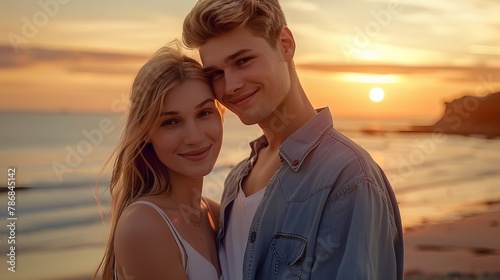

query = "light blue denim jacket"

[{"left": 218, "top": 107, "right": 404, "bottom": 280}]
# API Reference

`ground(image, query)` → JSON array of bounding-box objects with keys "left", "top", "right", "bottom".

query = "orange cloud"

[
  {"left": 0, "top": 45, "right": 148, "bottom": 73},
  {"left": 0, "top": 45, "right": 152, "bottom": 112}
]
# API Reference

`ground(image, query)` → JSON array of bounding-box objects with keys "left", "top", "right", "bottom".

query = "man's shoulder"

[
  {"left": 315, "top": 127, "right": 373, "bottom": 164},
  {"left": 306, "top": 128, "right": 386, "bottom": 186}
]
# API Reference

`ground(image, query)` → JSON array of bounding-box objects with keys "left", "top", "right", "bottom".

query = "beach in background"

[
  {"left": 2, "top": 0, "right": 500, "bottom": 279},
  {"left": 1, "top": 111, "right": 499, "bottom": 280}
]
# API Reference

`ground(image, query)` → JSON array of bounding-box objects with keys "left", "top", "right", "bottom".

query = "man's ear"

[{"left": 279, "top": 26, "right": 295, "bottom": 61}]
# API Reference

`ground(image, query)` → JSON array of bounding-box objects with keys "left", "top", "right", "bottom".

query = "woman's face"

[{"left": 149, "top": 79, "right": 223, "bottom": 179}]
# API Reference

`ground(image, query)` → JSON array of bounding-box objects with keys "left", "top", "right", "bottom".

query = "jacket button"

[
  {"left": 250, "top": 231, "right": 256, "bottom": 243},
  {"left": 292, "top": 159, "right": 299, "bottom": 166}
]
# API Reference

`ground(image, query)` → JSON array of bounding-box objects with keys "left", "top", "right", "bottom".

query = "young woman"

[{"left": 94, "top": 44, "right": 223, "bottom": 280}]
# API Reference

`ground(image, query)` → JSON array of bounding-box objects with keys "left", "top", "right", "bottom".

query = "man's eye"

[
  {"left": 211, "top": 70, "right": 224, "bottom": 79},
  {"left": 236, "top": 57, "right": 251, "bottom": 65}
]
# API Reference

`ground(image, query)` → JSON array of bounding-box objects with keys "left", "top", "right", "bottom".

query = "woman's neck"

[{"left": 167, "top": 176, "right": 204, "bottom": 210}]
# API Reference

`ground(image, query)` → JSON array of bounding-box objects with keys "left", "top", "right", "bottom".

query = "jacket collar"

[{"left": 247, "top": 107, "right": 333, "bottom": 172}]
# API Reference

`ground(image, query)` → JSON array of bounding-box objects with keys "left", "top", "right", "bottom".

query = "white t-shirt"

[{"left": 219, "top": 186, "right": 265, "bottom": 280}]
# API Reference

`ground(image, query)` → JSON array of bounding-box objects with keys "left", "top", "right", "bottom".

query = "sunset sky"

[{"left": 1, "top": 0, "right": 499, "bottom": 119}]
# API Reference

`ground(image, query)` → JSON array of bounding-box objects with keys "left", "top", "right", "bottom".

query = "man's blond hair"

[{"left": 182, "top": 0, "right": 287, "bottom": 48}]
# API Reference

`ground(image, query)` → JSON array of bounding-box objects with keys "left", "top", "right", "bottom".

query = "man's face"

[{"left": 199, "top": 27, "right": 292, "bottom": 125}]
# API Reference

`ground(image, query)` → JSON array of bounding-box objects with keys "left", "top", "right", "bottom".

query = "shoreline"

[{"left": 361, "top": 127, "right": 500, "bottom": 139}]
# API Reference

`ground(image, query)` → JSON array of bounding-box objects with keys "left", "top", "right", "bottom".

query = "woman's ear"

[{"left": 279, "top": 26, "right": 296, "bottom": 61}]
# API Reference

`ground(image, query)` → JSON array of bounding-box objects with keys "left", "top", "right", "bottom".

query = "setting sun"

[{"left": 369, "top": 87, "right": 385, "bottom": 102}]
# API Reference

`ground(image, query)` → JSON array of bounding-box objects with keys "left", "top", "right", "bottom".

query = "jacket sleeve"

[{"left": 310, "top": 178, "right": 401, "bottom": 280}]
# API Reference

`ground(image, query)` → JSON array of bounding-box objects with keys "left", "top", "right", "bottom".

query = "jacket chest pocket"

[{"left": 271, "top": 233, "right": 307, "bottom": 280}]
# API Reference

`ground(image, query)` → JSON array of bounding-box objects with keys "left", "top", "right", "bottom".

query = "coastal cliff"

[
  {"left": 422, "top": 92, "right": 500, "bottom": 138},
  {"left": 362, "top": 92, "right": 500, "bottom": 138}
]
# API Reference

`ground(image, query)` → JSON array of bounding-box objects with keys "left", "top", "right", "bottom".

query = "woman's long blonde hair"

[{"left": 94, "top": 43, "right": 209, "bottom": 280}]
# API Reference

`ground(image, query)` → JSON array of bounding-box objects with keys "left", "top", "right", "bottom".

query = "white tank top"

[{"left": 115, "top": 200, "right": 220, "bottom": 280}]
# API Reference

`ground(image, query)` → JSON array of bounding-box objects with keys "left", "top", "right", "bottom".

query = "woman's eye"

[
  {"left": 161, "top": 119, "right": 178, "bottom": 127},
  {"left": 199, "top": 110, "right": 213, "bottom": 118}
]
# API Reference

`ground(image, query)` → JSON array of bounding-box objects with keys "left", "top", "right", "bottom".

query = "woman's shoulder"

[
  {"left": 115, "top": 201, "right": 165, "bottom": 237},
  {"left": 114, "top": 199, "right": 187, "bottom": 279}
]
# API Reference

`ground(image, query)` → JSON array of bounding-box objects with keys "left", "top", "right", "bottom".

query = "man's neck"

[{"left": 259, "top": 88, "right": 316, "bottom": 149}]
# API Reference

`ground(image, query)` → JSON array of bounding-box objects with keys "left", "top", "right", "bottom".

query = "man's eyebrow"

[
  {"left": 203, "top": 49, "right": 252, "bottom": 72},
  {"left": 160, "top": 98, "right": 215, "bottom": 116},
  {"left": 224, "top": 49, "right": 252, "bottom": 64}
]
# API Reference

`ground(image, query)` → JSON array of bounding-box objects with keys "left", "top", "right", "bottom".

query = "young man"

[{"left": 183, "top": 0, "right": 404, "bottom": 279}]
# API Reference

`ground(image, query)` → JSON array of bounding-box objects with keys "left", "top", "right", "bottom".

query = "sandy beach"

[
  {"left": 2, "top": 114, "right": 500, "bottom": 279},
  {"left": 1, "top": 209, "right": 499, "bottom": 280},
  {"left": 404, "top": 210, "right": 500, "bottom": 279}
]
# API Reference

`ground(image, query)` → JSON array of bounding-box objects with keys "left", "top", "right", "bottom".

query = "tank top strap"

[{"left": 129, "top": 201, "right": 188, "bottom": 269}]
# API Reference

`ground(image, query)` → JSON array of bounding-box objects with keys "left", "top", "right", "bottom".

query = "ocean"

[{"left": 1, "top": 111, "right": 500, "bottom": 279}]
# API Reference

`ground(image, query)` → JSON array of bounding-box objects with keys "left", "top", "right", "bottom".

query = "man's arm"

[{"left": 312, "top": 179, "right": 400, "bottom": 279}]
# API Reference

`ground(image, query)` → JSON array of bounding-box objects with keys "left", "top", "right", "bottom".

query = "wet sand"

[
  {"left": 2, "top": 211, "right": 499, "bottom": 280},
  {"left": 404, "top": 210, "right": 500, "bottom": 279}
]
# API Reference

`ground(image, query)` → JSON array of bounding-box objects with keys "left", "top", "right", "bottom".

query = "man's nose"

[{"left": 224, "top": 70, "right": 244, "bottom": 95}]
